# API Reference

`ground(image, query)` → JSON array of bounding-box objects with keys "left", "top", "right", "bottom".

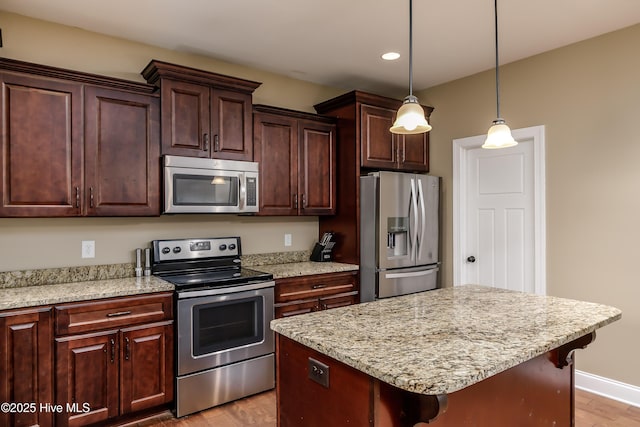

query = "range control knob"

[
  {"left": 161, "top": 247, "right": 170, "bottom": 254},
  {"left": 219, "top": 244, "right": 227, "bottom": 251},
  {"left": 173, "top": 247, "right": 182, "bottom": 254},
  {"left": 229, "top": 243, "right": 236, "bottom": 250}
]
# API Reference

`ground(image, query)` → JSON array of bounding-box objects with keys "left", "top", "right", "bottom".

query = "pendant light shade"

[
  {"left": 390, "top": 95, "right": 432, "bottom": 134},
  {"left": 390, "top": 0, "right": 431, "bottom": 135},
  {"left": 482, "top": 0, "right": 516, "bottom": 149},
  {"left": 483, "top": 118, "right": 516, "bottom": 149}
]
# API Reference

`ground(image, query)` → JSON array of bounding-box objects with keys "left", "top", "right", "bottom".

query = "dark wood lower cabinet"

[
  {"left": 120, "top": 322, "right": 173, "bottom": 415},
  {"left": 0, "top": 307, "right": 53, "bottom": 427},
  {"left": 55, "top": 321, "right": 173, "bottom": 427},
  {"left": 55, "top": 330, "right": 119, "bottom": 427},
  {"left": 274, "top": 271, "right": 359, "bottom": 318}
]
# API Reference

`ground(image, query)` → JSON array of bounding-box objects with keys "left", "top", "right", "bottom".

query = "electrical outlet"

[
  {"left": 308, "top": 357, "right": 330, "bottom": 388},
  {"left": 284, "top": 233, "right": 292, "bottom": 247},
  {"left": 81, "top": 240, "right": 95, "bottom": 258}
]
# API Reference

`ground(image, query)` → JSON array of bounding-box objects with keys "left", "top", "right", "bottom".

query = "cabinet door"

[
  {"left": 0, "top": 307, "right": 53, "bottom": 427},
  {"left": 298, "top": 120, "right": 336, "bottom": 215},
  {"left": 160, "top": 79, "right": 210, "bottom": 157},
  {"left": 120, "top": 321, "right": 173, "bottom": 414},
  {"left": 0, "top": 73, "right": 82, "bottom": 217},
  {"left": 253, "top": 112, "right": 298, "bottom": 215},
  {"left": 399, "top": 132, "right": 429, "bottom": 172},
  {"left": 84, "top": 86, "right": 161, "bottom": 216},
  {"left": 360, "top": 104, "right": 398, "bottom": 170},
  {"left": 55, "top": 331, "right": 119, "bottom": 427},
  {"left": 211, "top": 88, "right": 253, "bottom": 161}
]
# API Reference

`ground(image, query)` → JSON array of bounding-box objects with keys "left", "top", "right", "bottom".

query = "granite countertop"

[
  {"left": 253, "top": 261, "right": 359, "bottom": 280},
  {"left": 0, "top": 276, "right": 174, "bottom": 311},
  {"left": 0, "top": 253, "right": 359, "bottom": 310},
  {"left": 270, "top": 285, "right": 622, "bottom": 396}
]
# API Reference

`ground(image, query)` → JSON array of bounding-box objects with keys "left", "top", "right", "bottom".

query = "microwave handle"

[{"left": 239, "top": 173, "right": 246, "bottom": 209}]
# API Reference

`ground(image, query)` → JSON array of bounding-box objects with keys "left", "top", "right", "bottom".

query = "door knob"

[{"left": 467, "top": 256, "right": 476, "bottom": 263}]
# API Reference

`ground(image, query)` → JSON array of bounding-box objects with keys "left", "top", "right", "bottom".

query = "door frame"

[{"left": 452, "top": 125, "right": 547, "bottom": 294}]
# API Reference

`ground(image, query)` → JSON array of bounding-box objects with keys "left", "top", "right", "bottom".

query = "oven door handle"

[{"left": 177, "top": 280, "right": 275, "bottom": 299}]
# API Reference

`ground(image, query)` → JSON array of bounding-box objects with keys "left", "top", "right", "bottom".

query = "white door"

[{"left": 453, "top": 125, "right": 546, "bottom": 294}]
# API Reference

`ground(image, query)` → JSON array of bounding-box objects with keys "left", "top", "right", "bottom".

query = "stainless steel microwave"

[{"left": 163, "top": 155, "right": 259, "bottom": 214}]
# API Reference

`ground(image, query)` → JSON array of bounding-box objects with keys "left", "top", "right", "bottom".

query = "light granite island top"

[{"left": 271, "top": 285, "right": 621, "bottom": 427}]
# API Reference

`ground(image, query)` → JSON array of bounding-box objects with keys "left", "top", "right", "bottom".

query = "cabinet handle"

[
  {"left": 106, "top": 311, "right": 132, "bottom": 318},
  {"left": 214, "top": 134, "right": 220, "bottom": 152},
  {"left": 75, "top": 187, "right": 80, "bottom": 208},
  {"left": 302, "top": 194, "right": 307, "bottom": 209},
  {"left": 203, "top": 133, "right": 210, "bottom": 151},
  {"left": 311, "top": 284, "right": 326, "bottom": 289},
  {"left": 110, "top": 338, "right": 115, "bottom": 364},
  {"left": 293, "top": 194, "right": 298, "bottom": 209},
  {"left": 89, "top": 187, "right": 94, "bottom": 208},
  {"left": 125, "top": 337, "right": 130, "bottom": 361}
]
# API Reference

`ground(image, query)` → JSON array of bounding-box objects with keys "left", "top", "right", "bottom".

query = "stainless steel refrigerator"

[{"left": 360, "top": 171, "right": 440, "bottom": 302}]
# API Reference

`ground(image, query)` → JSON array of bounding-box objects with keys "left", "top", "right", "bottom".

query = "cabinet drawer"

[
  {"left": 275, "top": 271, "right": 358, "bottom": 303},
  {"left": 55, "top": 292, "right": 173, "bottom": 336}
]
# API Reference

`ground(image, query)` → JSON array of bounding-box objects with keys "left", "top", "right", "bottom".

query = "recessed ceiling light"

[{"left": 381, "top": 52, "right": 400, "bottom": 61}]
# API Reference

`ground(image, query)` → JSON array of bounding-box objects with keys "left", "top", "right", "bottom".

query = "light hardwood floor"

[{"left": 133, "top": 389, "right": 639, "bottom": 426}]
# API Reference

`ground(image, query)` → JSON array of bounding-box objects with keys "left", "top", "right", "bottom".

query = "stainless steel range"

[{"left": 151, "top": 236, "right": 275, "bottom": 418}]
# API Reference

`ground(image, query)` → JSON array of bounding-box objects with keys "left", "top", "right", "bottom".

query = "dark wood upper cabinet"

[
  {"left": 360, "top": 104, "right": 430, "bottom": 172},
  {"left": 142, "top": 60, "right": 260, "bottom": 161},
  {"left": 0, "top": 58, "right": 161, "bottom": 218},
  {"left": 253, "top": 105, "right": 336, "bottom": 216},
  {"left": 0, "top": 71, "right": 83, "bottom": 217},
  {"left": 84, "top": 86, "right": 160, "bottom": 216},
  {"left": 298, "top": 119, "right": 336, "bottom": 215}
]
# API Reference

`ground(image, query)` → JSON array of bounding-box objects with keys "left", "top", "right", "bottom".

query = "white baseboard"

[{"left": 575, "top": 370, "right": 640, "bottom": 408}]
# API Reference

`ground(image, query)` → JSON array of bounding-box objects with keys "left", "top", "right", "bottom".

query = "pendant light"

[
  {"left": 390, "top": 0, "right": 431, "bottom": 135},
  {"left": 482, "top": 0, "right": 517, "bottom": 149}
]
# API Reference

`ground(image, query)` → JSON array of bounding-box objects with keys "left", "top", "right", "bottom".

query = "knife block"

[{"left": 310, "top": 242, "right": 332, "bottom": 262}]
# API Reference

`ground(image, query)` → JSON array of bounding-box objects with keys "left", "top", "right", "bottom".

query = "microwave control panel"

[{"left": 246, "top": 177, "right": 257, "bottom": 207}]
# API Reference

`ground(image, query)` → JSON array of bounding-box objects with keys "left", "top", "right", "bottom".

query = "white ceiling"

[{"left": 2, "top": 0, "right": 640, "bottom": 95}]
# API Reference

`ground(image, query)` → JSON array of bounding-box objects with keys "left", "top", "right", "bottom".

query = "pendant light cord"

[
  {"left": 494, "top": 0, "right": 500, "bottom": 118},
  {"left": 409, "top": 0, "right": 414, "bottom": 97}
]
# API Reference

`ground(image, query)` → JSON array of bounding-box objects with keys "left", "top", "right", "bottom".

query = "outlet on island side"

[
  {"left": 284, "top": 233, "right": 292, "bottom": 247},
  {"left": 81, "top": 240, "right": 95, "bottom": 258}
]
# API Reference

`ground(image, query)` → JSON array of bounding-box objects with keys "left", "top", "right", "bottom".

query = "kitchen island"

[{"left": 270, "top": 285, "right": 621, "bottom": 426}]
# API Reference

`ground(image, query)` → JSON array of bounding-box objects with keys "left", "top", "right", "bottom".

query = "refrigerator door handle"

[
  {"left": 385, "top": 268, "right": 438, "bottom": 279},
  {"left": 409, "top": 178, "right": 418, "bottom": 262},
  {"left": 417, "top": 178, "right": 426, "bottom": 261}
]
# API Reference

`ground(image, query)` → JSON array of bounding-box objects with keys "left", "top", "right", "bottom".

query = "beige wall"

[
  {"left": 0, "top": 11, "right": 348, "bottom": 271},
  {"left": 418, "top": 24, "right": 640, "bottom": 387}
]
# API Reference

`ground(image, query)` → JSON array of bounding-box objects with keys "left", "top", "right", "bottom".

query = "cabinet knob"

[{"left": 467, "top": 256, "right": 476, "bottom": 263}]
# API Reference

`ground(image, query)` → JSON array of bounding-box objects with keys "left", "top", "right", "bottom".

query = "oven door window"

[
  {"left": 192, "top": 296, "right": 264, "bottom": 356},
  {"left": 173, "top": 173, "right": 238, "bottom": 206}
]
